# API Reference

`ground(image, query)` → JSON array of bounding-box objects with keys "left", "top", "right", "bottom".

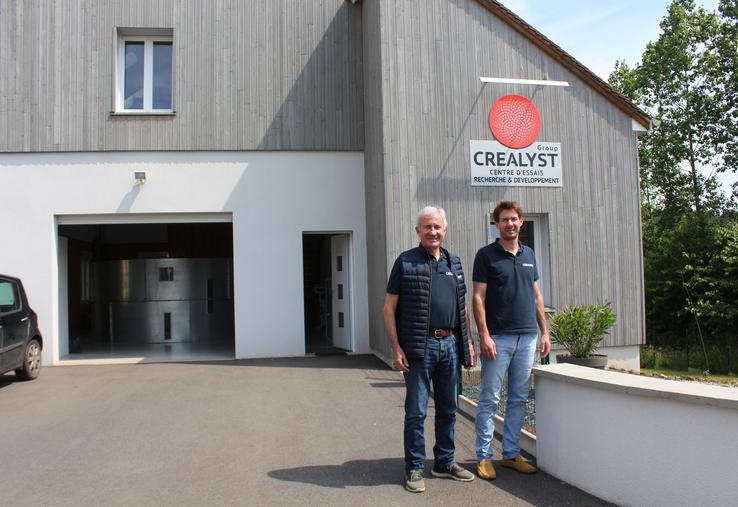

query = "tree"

[
  {"left": 711, "top": 0, "right": 738, "bottom": 199},
  {"left": 611, "top": 0, "right": 736, "bottom": 219},
  {"left": 609, "top": 0, "right": 738, "bottom": 352}
]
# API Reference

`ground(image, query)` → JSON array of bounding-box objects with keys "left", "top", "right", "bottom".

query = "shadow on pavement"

[
  {"left": 0, "top": 373, "right": 16, "bottom": 389},
  {"left": 369, "top": 381, "right": 405, "bottom": 388},
  {"left": 467, "top": 460, "right": 615, "bottom": 507},
  {"left": 145, "top": 354, "right": 391, "bottom": 371},
  {"left": 269, "top": 458, "right": 404, "bottom": 488}
]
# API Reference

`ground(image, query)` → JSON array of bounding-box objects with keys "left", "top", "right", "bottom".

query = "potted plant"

[{"left": 549, "top": 303, "right": 616, "bottom": 369}]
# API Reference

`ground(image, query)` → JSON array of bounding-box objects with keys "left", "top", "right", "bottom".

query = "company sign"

[
  {"left": 470, "top": 94, "right": 563, "bottom": 187},
  {"left": 470, "top": 140, "right": 562, "bottom": 187}
]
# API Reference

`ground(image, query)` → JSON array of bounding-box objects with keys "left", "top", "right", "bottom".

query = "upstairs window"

[{"left": 114, "top": 28, "right": 173, "bottom": 113}]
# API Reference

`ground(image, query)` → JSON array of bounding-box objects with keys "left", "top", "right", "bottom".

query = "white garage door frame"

[
  {"left": 57, "top": 212, "right": 233, "bottom": 225},
  {"left": 55, "top": 212, "right": 233, "bottom": 364}
]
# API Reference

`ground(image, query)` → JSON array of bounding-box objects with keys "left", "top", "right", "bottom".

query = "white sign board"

[{"left": 470, "top": 140, "right": 562, "bottom": 187}]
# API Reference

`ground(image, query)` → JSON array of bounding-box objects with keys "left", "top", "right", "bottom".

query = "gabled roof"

[{"left": 476, "top": 0, "right": 651, "bottom": 129}]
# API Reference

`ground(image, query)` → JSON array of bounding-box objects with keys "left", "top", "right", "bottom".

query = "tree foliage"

[
  {"left": 609, "top": 0, "right": 738, "bottom": 350},
  {"left": 643, "top": 212, "right": 738, "bottom": 347},
  {"left": 612, "top": 0, "right": 736, "bottom": 217}
]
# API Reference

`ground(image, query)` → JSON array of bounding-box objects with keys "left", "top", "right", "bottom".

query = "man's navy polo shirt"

[
  {"left": 387, "top": 252, "right": 458, "bottom": 330},
  {"left": 472, "top": 239, "right": 539, "bottom": 335}
]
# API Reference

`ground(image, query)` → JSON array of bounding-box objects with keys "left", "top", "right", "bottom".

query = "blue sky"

[
  {"left": 500, "top": 0, "right": 720, "bottom": 80},
  {"left": 499, "top": 0, "right": 735, "bottom": 196}
]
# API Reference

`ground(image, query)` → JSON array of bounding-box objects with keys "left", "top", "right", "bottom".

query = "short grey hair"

[{"left": 416, "top": 206, "right": 448, "bottom": 228}]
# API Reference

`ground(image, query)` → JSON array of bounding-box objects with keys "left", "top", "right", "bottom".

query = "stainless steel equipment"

[{"left": 91, "top": 258, "right": 233, "bottom": 344}]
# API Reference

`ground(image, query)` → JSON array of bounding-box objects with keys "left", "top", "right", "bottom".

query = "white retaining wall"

[{"left": 534, "top": 364, "right": 738, "bottom": 507}]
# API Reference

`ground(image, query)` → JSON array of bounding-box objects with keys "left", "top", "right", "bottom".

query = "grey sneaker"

[
  {"left": 405, "top": 469, "right": 425, "bottom": 493},
  {"left": 431, "top": 463, "right": 475, "bottom": 482}
]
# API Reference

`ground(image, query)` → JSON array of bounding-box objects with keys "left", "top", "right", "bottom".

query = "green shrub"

[
  {"left": 689, "top": 346, "right": 732, "bottom": 374},
  {"left": 550, "top": 303, "right": 617, "bottom": 358},
  {"left": 653, "top": 347, "right": 689, "bottom": 371},
  {"left": 640, "top": 346, "right": 656, "bottom": 369},
  {"left": 728, "top": 345, "right": 738, "bottom": 375}
]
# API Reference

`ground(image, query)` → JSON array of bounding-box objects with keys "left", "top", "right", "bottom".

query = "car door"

[{"left": 0, "top": 278, "right": 28, "bottom": 371}]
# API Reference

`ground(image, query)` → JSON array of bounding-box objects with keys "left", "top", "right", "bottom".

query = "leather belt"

[{"left": 430, "top": 329, "right": 453, "bottom": 338}]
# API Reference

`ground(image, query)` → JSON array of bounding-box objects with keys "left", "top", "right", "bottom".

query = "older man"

[{"left": 383, "top": 206, "right": 477, "bottom": 493}]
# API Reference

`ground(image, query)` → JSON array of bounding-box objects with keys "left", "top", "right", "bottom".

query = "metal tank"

[{"left": 91, "top": 258, "right": 233, "bottom": 344}]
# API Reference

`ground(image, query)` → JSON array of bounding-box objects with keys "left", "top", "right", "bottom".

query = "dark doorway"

[
  {"left": 302, "top": 233, "right": 352, "bottom": 355},
  {"left": 303, "top": 234, "right": 332, "bottom": 354}
]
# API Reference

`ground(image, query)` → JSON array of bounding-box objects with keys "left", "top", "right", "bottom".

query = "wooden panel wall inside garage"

[
  {"left": 373, "top": 0, "right": 644, "bottom": 353},
  {"left": 0, "top": 0, "right": 363, "bottom": 151}
]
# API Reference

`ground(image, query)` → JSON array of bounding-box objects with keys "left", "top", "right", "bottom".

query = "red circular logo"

[{"left": 488, "top": 95, "right": 541, "bottom": 149}]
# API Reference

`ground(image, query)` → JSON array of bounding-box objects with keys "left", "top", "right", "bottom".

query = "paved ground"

[{"left": 0, "top": 355, "right": 611, "bottom": 506}]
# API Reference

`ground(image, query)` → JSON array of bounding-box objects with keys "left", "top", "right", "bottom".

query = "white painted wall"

[
  {"left": 535, "top": 364, "right": 738, "bottom": 507},
  {"left": 0, "top": 151, "right": 369, "bottom": 363}
]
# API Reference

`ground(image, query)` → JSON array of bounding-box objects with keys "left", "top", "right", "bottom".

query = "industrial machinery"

[{"left": 91, "top": 258, "right": 233, "bottom": 345}]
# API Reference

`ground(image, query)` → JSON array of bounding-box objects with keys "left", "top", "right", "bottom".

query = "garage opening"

[
  {"left": 302, "top": 233, "right": 352, "bottom": 355},
  {"left": 58, "top": 221, "right": 234, "bottom": 361}
]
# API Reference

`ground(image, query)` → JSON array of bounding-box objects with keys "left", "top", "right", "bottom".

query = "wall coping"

[{"left": 533, "top": 364, "right": 738, "bottom": 410}]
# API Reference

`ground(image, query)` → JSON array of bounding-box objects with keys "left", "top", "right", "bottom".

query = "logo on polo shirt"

[{"left": 522, "top": 263, "right": 534, "bottom": 268}]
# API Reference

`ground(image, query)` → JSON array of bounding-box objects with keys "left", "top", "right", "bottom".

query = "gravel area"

[{"left": 461, "top": 361, "right": 540, "bottom": 432}]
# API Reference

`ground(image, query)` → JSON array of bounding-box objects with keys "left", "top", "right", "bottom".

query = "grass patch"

[
  {"left": 640, "top": 367, "right": 738, "bottom": 387},
  {"left": 641, "top": 345, "right": 738, "bottom": 375}
]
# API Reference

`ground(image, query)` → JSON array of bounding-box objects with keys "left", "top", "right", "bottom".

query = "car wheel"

[{"left": 15, "top": 338, "right": 42, "bottom": 381}]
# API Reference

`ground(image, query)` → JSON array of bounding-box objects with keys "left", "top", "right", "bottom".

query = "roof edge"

[{"left": 475, "top": 0, "right": 651, "bottom": 129}]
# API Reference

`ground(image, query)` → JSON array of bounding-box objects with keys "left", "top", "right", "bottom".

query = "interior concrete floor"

[{"left": 60, "top": 340, "right": 234, "bottom": 364}]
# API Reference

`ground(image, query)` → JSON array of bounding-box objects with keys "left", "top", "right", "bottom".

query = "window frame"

[
  {"left": 0, "top": 279, "right": 22, "bottom": 316},
  {"left": 113, "top": 28, "right": 174, "bottom": 115}
]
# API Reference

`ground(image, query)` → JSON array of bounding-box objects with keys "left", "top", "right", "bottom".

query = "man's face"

[
  {"left": 416, "top": 213, "right": 446, "bottom": 251},
  {"left": 496, "top": 209, "right": 523, "bottom": 241}
]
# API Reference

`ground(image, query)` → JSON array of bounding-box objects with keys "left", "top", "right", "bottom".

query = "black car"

[{"left": 0, "top": 274, "right": 43, "bottom": 380}]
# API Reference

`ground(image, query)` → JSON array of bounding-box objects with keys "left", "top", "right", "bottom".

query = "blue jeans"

[
  {"left": 475, "top": 334, "right": 537, "bottom": 460},
  {"left": 403, "top": 335, "right": 458, "bottom": 473}
]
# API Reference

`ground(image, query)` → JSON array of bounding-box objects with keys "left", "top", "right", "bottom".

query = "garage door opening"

[
  {"left": 58, "top": 221, "right": 234, "bottom": 361},
  {"left": 302, "top": 233, "right": 352, "bottom": 355}
]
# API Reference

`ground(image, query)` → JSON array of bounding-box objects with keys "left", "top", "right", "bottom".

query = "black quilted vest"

[{"left": 394, "top": 246, "right": 472, "bottom": 367}]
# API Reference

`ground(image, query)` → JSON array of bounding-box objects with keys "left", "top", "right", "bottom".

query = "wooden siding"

[
  {"left": 0, "top": 0, "right": 364, "bottom": 151},
  {"left": 361, "top": 0, "right": 390, "bottom": 361},
  {"left": 367, "top": 0, "right": 645, "bottom": 358}
]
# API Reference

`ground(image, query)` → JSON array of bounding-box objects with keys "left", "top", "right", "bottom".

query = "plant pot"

[{"left": 556, "top": 354, "right": 608, "bottom": 369}]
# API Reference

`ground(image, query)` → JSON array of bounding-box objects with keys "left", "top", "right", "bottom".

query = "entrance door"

[{"left": 330, "top": 235, "right": 352, "bottom": 351}]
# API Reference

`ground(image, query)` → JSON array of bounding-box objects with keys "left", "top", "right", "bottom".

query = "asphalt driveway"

[{"left": 0, "top": 355, "right": 610, "bottom": 506}]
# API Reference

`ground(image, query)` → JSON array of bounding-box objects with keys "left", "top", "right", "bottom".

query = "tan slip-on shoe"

[
  {"left": 500, "top": 455, "right": 537, "bottom": 474},
  {"left": 477, "top": 459, "right": 496, "bottom": 480}
]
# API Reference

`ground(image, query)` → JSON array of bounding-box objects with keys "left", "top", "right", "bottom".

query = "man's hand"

[
  {"left": 383, "top": 293, "right": 409, "bottom": 372},
  {"left": 393, "top": 347, "right": 410, "bottom": 373},
  {"left": 465, "top": 342, "right": 477, "bottom": 369},
  {"left": 479, "top": 334, "right": 497, "bottom": 360},
  {"left": 539, "top": 332, "right": 551, "bottom": 358}
]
